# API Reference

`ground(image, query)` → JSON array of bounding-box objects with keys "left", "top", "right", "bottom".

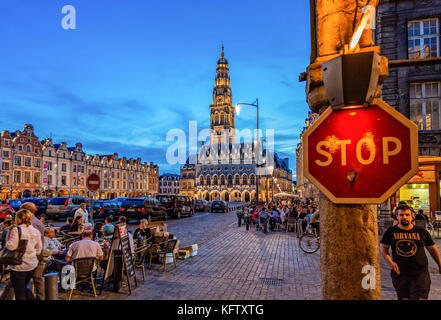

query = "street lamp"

[{"left": 235, "top": 98, "right": 261, "bottom": 204}]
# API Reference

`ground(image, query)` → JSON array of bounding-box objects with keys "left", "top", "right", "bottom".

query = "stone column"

[{"left": 306, "top": 0, "right": 383, "bottom": 300}]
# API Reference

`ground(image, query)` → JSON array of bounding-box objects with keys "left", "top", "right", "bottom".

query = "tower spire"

[{"left": 221, "top": 42, "right": 224, "bottom": 58}]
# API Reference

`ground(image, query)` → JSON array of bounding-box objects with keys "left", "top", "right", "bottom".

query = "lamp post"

[
  {"left": 235, "top": 98, "right": 261, "bottom": 205},
  {"left": 10, "top": 145, "right": 15, "bottom": 199}
]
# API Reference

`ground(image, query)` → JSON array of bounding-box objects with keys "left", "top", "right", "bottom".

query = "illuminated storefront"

[{"left": 397, "top": 156, "right": 441, "bottom": 215}]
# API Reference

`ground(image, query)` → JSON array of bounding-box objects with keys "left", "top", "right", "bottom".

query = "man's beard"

[{"left": 400, "top": 220, "right": 410, "bottom": 226}]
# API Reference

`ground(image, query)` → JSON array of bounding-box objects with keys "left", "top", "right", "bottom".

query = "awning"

[{"left": 274, "top": 193, "right": 297, "bottom": 198}]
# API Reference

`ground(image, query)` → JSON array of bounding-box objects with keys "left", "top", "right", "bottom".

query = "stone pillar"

[
  {"left": 320, "top": 193, "right": 380, "bottom": 299},
  {"left": 305, "top": 0, "right": 384, "bottom": 300}
]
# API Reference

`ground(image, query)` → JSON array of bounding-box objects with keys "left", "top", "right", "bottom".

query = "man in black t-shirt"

[{"left": 381, "top": 204, "right": 441, "bottom": 300}]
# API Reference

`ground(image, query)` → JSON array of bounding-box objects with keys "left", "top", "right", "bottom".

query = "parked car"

[
  {"left": 118, "top": 197, "right": 167, "bottom": 222},
  {"left": 90, "top": 200, "right": 105, "bottom": 216},
  {"left": 46, "top": 196, "right": 90, "bottom": 220},
  {"left": 7, "top": 199, "right": 24, "bottom": 212},
  {"left": 211, "top": 200, "right": 229, "bottom": 213},
  {"left": 156, "top": 194, "right": 194, "bottom": 219},
  {"left": 95, "top": 199, "right": 120, "bottom": 220},
  {"left": 23, "top": 198, "right": 49, "bottom": 218},
  {"left": 111, "top": 197, "right": 130, "bottom": 207},
  {"left": 196, "top": 199, "right": 210, "bottom": 212}
]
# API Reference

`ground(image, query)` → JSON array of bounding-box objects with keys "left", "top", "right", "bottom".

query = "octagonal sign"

[{"left": 302, "top": 99, "right": 418, "bottom": 204}]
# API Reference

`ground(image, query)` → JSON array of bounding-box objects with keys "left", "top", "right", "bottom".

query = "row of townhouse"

[{"left": 0, "top": 124, "right": 159, "bottom": 199}]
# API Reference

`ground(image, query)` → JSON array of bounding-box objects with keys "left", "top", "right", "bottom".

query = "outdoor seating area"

[{"left": 0, "top": 217, "right": 196, "bottom": 300}]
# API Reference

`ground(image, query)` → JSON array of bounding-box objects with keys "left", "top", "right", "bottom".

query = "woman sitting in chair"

[{"left": 69, "top": 216, "right": 84, "bottom": 233}]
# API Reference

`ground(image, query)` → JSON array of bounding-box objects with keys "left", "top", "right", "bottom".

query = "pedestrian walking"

[
  {"left": 19, "top": 202, "right": 45, "bottom": 300},
  {"left": 74, "top": 203, "right": 90, "bottom": 226},
  {"left": 5, "top": 209, "right": 42, "bottom": 300},
  {"left": 236, "top": 208, "right": 244, "bottom": 227},
  {"left": 381, "top": 204, "right": 441, "bottom": 300}
]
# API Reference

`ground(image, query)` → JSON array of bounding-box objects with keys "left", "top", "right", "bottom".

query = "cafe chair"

[
  {"left": 68, "top": 257, "right": 98, "bottom": 300},
  {"left": 133, "top": 245, "right": 150, "bottom": 281},
  {"left": 286, "top": 217, "right": 296, "bottom": 233},
  {"left": 149, "top": 239, "right": 178, "bottom": 271},
  {"left": 158, "top": 240, "right": 178, "bottom": 271}
]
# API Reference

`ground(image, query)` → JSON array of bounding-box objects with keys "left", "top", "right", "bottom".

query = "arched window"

[
  {"left": 220, "top": 175, "right": 226, "bottom": 185},
  {"left": 199, "top": 175, "right": 204, "bottom": 186},
  {"left": 242, "top": 174, "right": 248, "bottom": 185},
  {"left": 250, "top": 174, "right": 256, "bottom": 185},
  {"left": 206, "top": 175, "right": 211, "bottom": 186},
  {"left": 234, "top": 174, "right": 240, "bottom": 185},
  {"left": 215, "top": 113, "right": 219, "bottom": 124},
  {"left": 220, "top": 113, "right": 224, "bottom": 124},
  {"left": 227, "top": 175, "right": 233, "bottom": 186},
  {"left": 213, "top": 175, "right": 218, "bottom": 185},
  {"left": 26, "top": 145, "right": 31, "bottom": 152}
]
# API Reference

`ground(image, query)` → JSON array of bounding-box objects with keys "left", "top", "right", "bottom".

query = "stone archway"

[
  {"left": 242, "top": 191, "right": 250, "bottom": 202},
  {"left": 203, "top": 191, "right": 210, "bottom": 201},
  {"left": 230, "top": 190, "right": 241, "bottom": 202},
  {"left": 250, "top": 190, "right": 256, "bottom": 202},
  {"left": 210, "top": 191, "right": 220, "bottom": 201},
  {"left": 221, "top": 190, "right": 230, "bottom": 202}
]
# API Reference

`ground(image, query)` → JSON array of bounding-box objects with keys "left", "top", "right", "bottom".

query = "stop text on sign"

[
  {"left": 302, "top": 99, "right": 419, "bottom": 204},
  {"left": 315, "top": 136, "right": 402, "bottom": 166}
]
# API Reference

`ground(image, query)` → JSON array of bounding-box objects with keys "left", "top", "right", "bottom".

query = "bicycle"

[{"left": 299, "top": 223, "right": 320, "bottom": 254}]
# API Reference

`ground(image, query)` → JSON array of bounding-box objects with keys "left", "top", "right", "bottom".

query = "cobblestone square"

[{"left": 44, "top": 210, "right": 441, "bottom": 300}]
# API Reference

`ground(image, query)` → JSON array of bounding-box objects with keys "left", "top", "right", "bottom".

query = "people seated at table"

[
  {"left": 1, "top": 219, "right": 13, "bottom": 248},
  {"left": 43, "top": 228, "right": 66, "bottom": 260},
  {"left": 288, "top": 206, "right": 298, "bottom": 219},
  {"left": 59, "top": 217, "right": 73, "bottom": 233},
  {"left": 251, "top": 208, "right": 260, "bottom": 227},
  {"left": 103, "top": 217, "right": 114, "bottom": 236},
  {"left": 0, "top": 214, "right": 13, "bottom": 232},
  {"left": 269, "top": 210, "right": 279, "bottom": 230},
  {"left": 92, "top": 222, "right": 104, "bottom": 241},
  {"left": 69, "top": 216, "right": 84, "bottom": 233},
  {"left": 259, "top": 208, "right": 269, "bottom": 231},
  {"left": 118, "top": 216, "right": 127, "bottom": 224},
  {"left": 415, "top": 209, "right": 429, "bottom": 223},
  {"left": 0, "top": 200, "right": 14, "bottom": 221},
  {"left": 134, "top": 219, "right": 152, "bottom": 243},
  {"left": 65, "top": 230, "right": 105, "bottom": 271}
]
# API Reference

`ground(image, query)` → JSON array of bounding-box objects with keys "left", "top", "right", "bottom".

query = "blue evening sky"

[{"left": 0, "top": 0, "right": 311, "bottom": 178}]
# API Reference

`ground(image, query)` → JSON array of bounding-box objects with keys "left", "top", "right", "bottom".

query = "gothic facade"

[{"left": 180, "top": 47, "right": 293, "bottom": 202}]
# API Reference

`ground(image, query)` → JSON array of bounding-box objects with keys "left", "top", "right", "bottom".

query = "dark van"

[
  {"left": 156, "top": 195, "right": 194, "bottom": 219},
  {"left": 118, "top": 197, "right": 167, "bottom": 222}
]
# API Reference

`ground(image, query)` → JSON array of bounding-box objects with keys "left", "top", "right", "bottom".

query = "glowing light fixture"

[
  {"left": 235, "top": 104, "right": 241, "bottom": 116},
  {"left": 349, "top": 7, "right": 373, "bottom": 51}
]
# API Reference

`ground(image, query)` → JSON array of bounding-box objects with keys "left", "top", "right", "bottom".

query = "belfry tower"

[{"left": 209, "top": 45, "right": 235, "bottom": 145}]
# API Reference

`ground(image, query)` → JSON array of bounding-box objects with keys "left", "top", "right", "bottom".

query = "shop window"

[{"left": 399, "top": 183, "right": 430, "bottom": 214}]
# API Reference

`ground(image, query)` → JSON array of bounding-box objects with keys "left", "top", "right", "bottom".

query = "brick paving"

[{"left": 2, "top": 209, "right": 441, "bottom": 300}]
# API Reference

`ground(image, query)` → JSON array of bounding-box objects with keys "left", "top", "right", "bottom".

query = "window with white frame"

[
  {"left": 408, "top": 18, "right": 440, "bottom": 59},
  {"left": 410, "top": 82, "right": 441, "bottom": 130}
]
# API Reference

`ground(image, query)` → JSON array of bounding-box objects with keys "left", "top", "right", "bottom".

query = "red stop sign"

[
  {"left": 87, "top": 173, "right": 101, "bottom": 192},
  {"left": 303, "top": 99, "right": 418, "bottom": 204}
]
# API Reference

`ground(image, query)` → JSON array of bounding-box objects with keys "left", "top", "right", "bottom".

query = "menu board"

[
  {"left": 100, "top": 223, "right": 137, "bottom": 295},
  {"left": 118, "top": 224, "right": 136, "bottom": 279}
]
